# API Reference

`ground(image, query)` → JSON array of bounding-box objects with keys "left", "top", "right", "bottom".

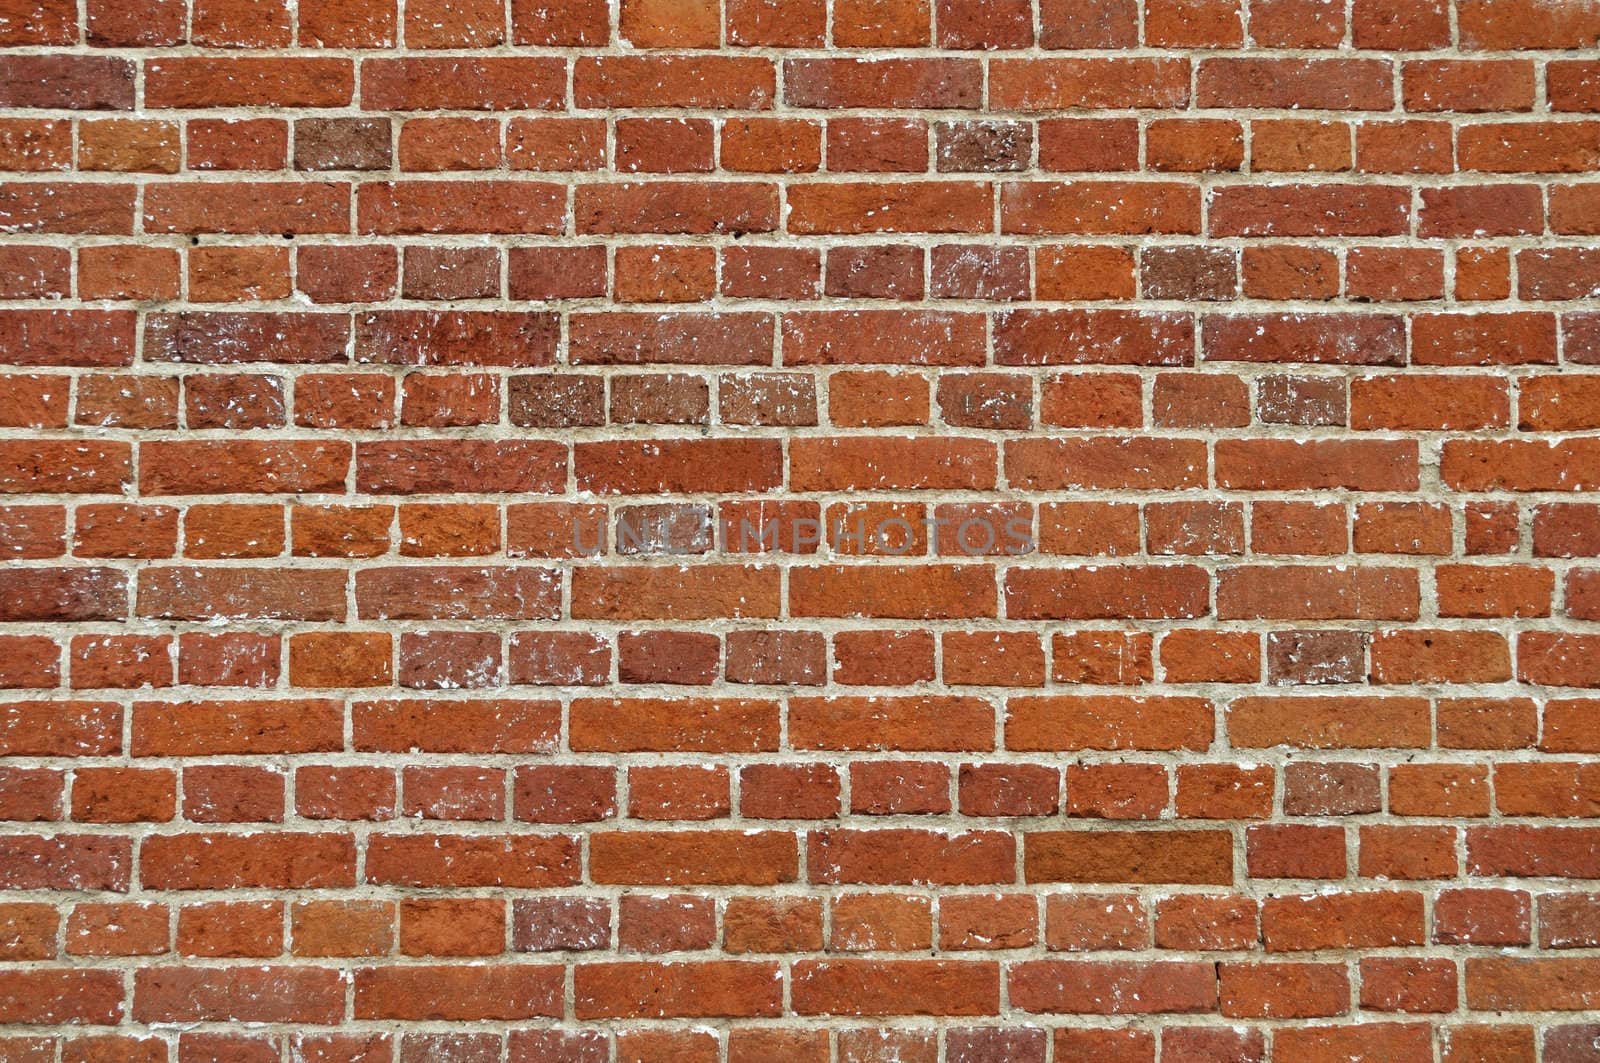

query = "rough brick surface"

[{"left": 1, "top": 0, "right": 1599, "bottom": 1057}]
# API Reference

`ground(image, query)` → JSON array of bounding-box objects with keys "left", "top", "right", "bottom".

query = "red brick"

[
  {"left": 992, "top": 59, "right": 1189, "bottom": 110},
  {"left": 145, "top": 182, "right": 347, "bottom": 235},
  {"left": 575, "top": 961, "right": 781, "bottom": 1019},
  {"left": 1002, "top": 182, "right": 1199, "bottom": 236},
  {"left": 591, "top": 831, "right": 798, "bottom": 886},
  {"left": 1010, "top": 960, "right": 1216, "bottom": 1014},
  {"left": 1262, "top": 892, "right": 1425, "bottom": 951},
  {"left": 1229, "top": 696, "right": 1431, "bottom": 748},
  {"left": 792, "top": 959, "right": 998, "bottom": 1016},
  {"left": 570, "top": 697, "right": 776, "bottom": 753},
  {"left": 353, "top": 965, "right": 561, "bottom": 1021}
]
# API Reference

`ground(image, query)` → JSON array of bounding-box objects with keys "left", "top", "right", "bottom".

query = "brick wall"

[{"left": 2, "top": 0, "right": 1600, "bottom": 1059}]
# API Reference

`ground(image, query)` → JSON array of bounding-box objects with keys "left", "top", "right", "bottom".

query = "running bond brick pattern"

[{"left": 2, "top": 0, "right": 1600, "bottom": 1059}]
